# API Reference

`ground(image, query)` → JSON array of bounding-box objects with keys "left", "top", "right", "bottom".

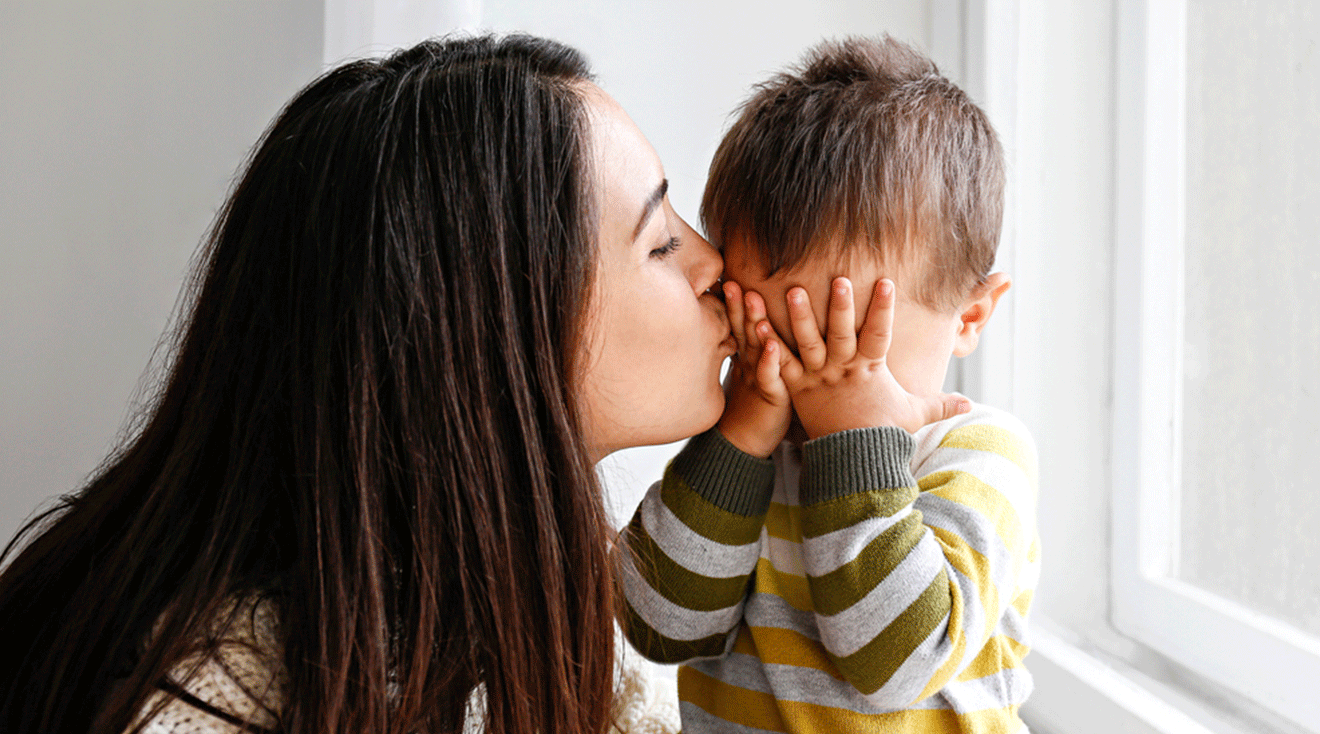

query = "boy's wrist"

[
  {"left": 673, "top": 428, "right": 777, "bottom": 516},
  {"left": 800, "top": 426, "right": 917, "bottom": 505},
  {"left": 716, "top": 418, "right": 779, "bottom": 459}
]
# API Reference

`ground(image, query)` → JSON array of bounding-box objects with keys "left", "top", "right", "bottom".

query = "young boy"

[{"left": 619, "top": 36, "right": 1040, "bottom": 733}]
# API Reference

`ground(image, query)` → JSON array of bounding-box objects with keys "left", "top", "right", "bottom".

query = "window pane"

[{"left": 1179, "top": 0, "right": 1320, "bottom": 636}]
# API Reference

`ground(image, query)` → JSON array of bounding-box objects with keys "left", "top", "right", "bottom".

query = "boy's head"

[{"left": 704, "top": 36, "right": 1010, "bottom": 396}]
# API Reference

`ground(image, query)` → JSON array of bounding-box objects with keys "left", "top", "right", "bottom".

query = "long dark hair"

[{"left": 0, "top": 34, "right": 616, "bottom": 734}]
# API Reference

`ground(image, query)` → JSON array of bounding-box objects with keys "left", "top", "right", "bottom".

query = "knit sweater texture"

[
  {"left": 130, "top": 598, "right": 680, "bottom": 733},
  {"left": 620, "top": 403, "right": 1040, "bottom": 733}
]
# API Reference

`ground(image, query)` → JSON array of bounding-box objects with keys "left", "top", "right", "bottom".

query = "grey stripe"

[
  {"left": 918, "top": 493, "right": 1019, "bottom": 589},
  {"left": 641, "top": 488, "right": 765, "bottom": 579},
  {"left": 619, "top": 551, "right": 745, "bottom": 642},
  {"left": 798, "top": 506, "right": 915, "bottom": 576},
  {"left": 816, "top": 535, "right": 948, "bottom": 657},
  {"left": 679, "top": 700, "right": 783, "bottom": 734},
  {"left": 694, "top": 651, "right": 956, "bottom": 715},
  {"left": 742, "top": 592, "right": 821, "bottom": 641},
  {"left": 998, "top": 604, "right": 1031, "bottom": 644}
]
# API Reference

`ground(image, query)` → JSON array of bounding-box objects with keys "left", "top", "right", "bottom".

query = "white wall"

[{"left": 0, "top": 1, "right": 324, "bottom": 541}]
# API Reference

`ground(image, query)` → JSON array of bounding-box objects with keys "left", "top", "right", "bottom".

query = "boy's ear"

[{"left": 952, "top": 272, "right": 1012, "bottom": 358}]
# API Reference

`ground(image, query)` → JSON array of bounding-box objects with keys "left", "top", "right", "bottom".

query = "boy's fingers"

[
  {"left": 826, "top": 277, "right": 857, "bottom": 363},
  {"left": 857, "top": 279, "right": 895, "bottom": 361},
  {"left": 923, "top": 392, "right": 973, "bottom": 426},
  {"left": 755, "top": 338, "right": 785, "bottom": 398},
  {"left": 745, "top": 292, "right": 766, "bottom": 353},
  {"left": 724, "top": 281, "right": 746, "bottom": 353},
  {"left": 788, "top": 287, "right": 827, "bottom": 371},
  {"left": 762, "top": 323, "right": 804, "bottom": 384}
]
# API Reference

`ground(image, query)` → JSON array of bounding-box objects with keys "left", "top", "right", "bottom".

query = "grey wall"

[{"left": 0, "top": 0, "right": 324, "bottom": 542}]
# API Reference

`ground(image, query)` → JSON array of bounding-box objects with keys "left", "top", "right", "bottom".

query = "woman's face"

[{"left": 577, "top": 84, "right": 734, "bottom": 461}]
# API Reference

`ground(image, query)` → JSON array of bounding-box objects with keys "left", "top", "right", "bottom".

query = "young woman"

[{"left": 0, "top": 34, "right": 733, "bottom": 734}]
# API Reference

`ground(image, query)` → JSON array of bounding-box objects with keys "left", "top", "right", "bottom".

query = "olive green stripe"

[
  {"left": 807, "top": 511, "right": 929, "bottom": 615},
  {"left": 623, "top": 518, "right": 753, "bottom": 612},
  {"left": 668, "top": 428, "right": 777, "bottom": 516},
  {"left": 660, "top": 476, "right": 768, "bottom": 546},
  {"left": 620, "top": 599, "right": 730, "bottom": 664},
  {"left": 831, "top": 571, "right": 952, "bottom": 695},
  {"left": 800, "top": 487, "right": 918, "bottom": 539}
]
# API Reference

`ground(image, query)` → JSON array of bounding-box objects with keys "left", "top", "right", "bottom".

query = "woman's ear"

[{"left": 952, "top": 272, "right": 1012, "bottom": 358}]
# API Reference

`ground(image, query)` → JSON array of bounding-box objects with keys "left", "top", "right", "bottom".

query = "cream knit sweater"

[{"left": 131, "top": 598, "right": 679, "bottom": 734}]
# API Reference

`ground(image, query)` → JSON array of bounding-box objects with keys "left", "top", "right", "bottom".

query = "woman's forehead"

[{"left": 580, "top": 83, "right": 666, "bottom": 238}]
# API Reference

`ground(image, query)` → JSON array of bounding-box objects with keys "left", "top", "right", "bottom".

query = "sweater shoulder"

[{"left": 129, "top": 596, "right": 285, "bottom": 734}]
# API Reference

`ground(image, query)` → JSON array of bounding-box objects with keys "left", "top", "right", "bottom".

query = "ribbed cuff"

[
  {"left": 670, "top": 428, "right": 777, "bottom": 516},
  {"left": 800, "top": 426, "right": 917, "bottom": 505}
]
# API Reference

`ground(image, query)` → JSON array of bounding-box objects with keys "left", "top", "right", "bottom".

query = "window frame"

[{"left": 1110, "top": 0, "right": 1320, "bottom": 729}]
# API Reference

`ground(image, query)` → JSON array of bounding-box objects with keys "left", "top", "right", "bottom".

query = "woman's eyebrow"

[{"left": 631, "top": 179, "right": 669, "bottom": 241}]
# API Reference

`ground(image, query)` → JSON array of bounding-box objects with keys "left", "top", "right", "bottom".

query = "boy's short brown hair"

[{"left": 701, "top": 35, "right": 1004, "bottom": 310}]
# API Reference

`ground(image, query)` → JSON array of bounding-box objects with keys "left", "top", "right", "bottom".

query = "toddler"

[{"left": 620, "top": 36, "right": 1040, "bottom": 733}]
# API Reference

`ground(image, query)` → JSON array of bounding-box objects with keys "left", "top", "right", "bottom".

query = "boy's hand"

[
  {"left": 716, "top": 281, "right": 793, "bottom": 458},
  {"left": 780, "top": 277, "right": 971, "bottom": 437}
]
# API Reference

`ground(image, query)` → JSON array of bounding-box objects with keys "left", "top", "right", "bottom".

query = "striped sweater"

[{"left": 620, "top": 402, "right": 1040, "bottom": 733}]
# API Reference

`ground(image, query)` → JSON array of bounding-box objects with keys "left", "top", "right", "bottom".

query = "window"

[{"left": 1111, "top": 1, "right": 1320, "bottom": 730}]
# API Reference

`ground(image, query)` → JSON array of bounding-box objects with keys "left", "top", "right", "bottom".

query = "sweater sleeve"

[
  {"left": 797, "top": 410, "right": 1038, "bottom": 706},
  {"left": 618, "top": 428, "right": 777, "bottom": 664}
]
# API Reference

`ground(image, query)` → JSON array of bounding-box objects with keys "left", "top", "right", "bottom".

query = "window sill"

[{"left": 1022, "top": 620, "right": 1296, "bottom": 734}]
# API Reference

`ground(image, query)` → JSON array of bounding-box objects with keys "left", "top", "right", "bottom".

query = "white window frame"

[{"left": 1111, "top": 1, "right": 1320, "bottom": 730}]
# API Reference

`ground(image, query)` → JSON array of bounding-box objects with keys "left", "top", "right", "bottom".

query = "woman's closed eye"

[{"left": 649, "top": 235, "right": 682, "bottom": 259}]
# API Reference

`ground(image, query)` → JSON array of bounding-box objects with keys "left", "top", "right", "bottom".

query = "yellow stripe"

[
  {"left": 1011, "top": 589, "right": 1034, "bottom": 618},
  {"left": 956, "top": 634, "right": 1030, "bottom": 682},
  {"left": 940, "top": 424, "right": 1035, "bottom": 480},
  {"left": 740, "top": 625, "right": 844, "bottom": 679},
  {"left": 679, "top": 666, "right": 788, "bottom": 732},
  {"left": 765, "top": 502, "right": 802, "bottom": 543},
  {"left": 930, "top": 524, "right": 1001, "bottom": 641},
  {"left": 754, "top": 557, "right": 813, "bottom": 612},
  {"left": 918, "top": 470, "right": 1025, "bottom": 557},
  {"left": 682, "top": 666, "right": 1021, "bottom": 732}
]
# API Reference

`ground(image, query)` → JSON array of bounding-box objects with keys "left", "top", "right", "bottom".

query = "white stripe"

[
  {"left": 762, "top": 533, "right": 805, "bottom": 577},
  {"left": 1019, "top": 555, "right": 1041, "bottom": 592},
  {"left": 938, "top": 665, "right": 1034, "bottom": 713}
]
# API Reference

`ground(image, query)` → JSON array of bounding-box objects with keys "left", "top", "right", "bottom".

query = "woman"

[{"left": 0, "top": 34, "right": 732, "bottom": 733}]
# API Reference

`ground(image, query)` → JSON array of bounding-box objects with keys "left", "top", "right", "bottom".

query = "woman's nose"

[{"left": 687, "top": 232, "right": 724, "bottom": 296}]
